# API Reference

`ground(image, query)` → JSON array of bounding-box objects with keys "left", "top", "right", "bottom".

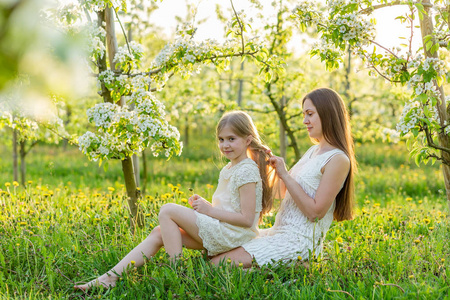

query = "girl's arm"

[
  {"left": 271, "top": 154, "right": 350, "bottom": 221},
  {"left": 190, "top": 182, "right": 257, "bottom": 228}
]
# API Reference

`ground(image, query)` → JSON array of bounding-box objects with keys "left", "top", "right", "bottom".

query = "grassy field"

[{"left": 0, "top": 139, "right": 449, "bottom": 299}]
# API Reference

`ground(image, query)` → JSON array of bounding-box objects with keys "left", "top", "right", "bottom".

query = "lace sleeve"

[{"left": 229, "top": 161, "right": 262, "bottom": 212}]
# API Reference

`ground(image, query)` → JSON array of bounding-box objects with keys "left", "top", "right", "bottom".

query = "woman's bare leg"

[
  {"left": 210, "top": 247, "right": 253, "bottom": 268},
  {"left": 158, "top": 203, "right": 203, "bottom": 258}
]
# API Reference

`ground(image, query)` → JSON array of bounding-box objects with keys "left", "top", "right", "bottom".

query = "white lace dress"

[
  {"left": 195, "top": 158, "right": 263, "bottom": 256},
  {"left": 242, "top": 145, "right": 346, "bottom": 266}
]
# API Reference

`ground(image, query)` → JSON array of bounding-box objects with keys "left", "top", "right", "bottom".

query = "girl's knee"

[{"left": 158, "top": 203, "right": 178, "bottom": 220}]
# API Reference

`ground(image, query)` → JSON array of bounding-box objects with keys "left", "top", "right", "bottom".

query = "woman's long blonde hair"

[
  {"left": 303, "top": 88, "right": 356, "bottom": 221},
  {"left": 216, "top": 111, "right": 278, "bottom": 221}
]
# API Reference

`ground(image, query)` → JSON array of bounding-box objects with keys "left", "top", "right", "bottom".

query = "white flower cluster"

[
  {"left": 333, "top": 13, "right": 375, "bottom": 44},
  {"left": 113, "top": 41, "right": 144, "bottom": 71},
  {"left": 82, "top": 0, "right": 109, "bottom": 12},
  {"left": 381, "top": 128, "right": 400, "bottom": 143},
  {"left": 396, "top": 100, "right": 421, "bottom": 135},
  {"left": 292, "top": 1, "right": 322, "bottom": 25},
  {"left": 84, "top": 23, "right": 106, "bottom": 61},
  {"left": 151, "top": 34, "right": 241, "bottom": 89},
  {"left": 78, "top": 91, "right": 182, "bottom": 162},
  {"left": 422, "top": 57, "right": 445, "bottom": 75}
]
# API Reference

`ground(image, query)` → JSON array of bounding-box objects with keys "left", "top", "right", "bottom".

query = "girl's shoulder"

[{"left": 220, "top": 158, "right": 258, "bottom": 180}]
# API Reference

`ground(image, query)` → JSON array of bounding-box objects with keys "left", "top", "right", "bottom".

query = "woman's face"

[{"left": 303, "top": 98, "right": 323, "bottom": 140}]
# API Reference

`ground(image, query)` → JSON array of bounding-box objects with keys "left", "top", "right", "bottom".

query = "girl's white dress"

[
  {"left": 242, "top": 145, "right": 346, "bottom": 266},
  {"left": 195, "top": 158, "right": 263, "bottom": 256}
]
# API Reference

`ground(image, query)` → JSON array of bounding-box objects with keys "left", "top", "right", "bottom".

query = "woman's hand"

[
  {"left": 189, "top": 194, "right": 212, "bottom": 215},
  {"left": 269, "top": 155, "right": 289, "bottom": 179}
]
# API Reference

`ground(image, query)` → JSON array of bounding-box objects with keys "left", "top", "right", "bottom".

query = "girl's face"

[
  {"left": 218, "top": 125, "right": 251, "bottom": 166},
  {"left": 303, "top": 98, "right": 323, "bottom": 140}
]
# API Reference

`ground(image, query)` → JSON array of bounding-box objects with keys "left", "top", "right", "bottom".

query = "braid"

[{"left": 248, "top": 141, "right": 278, "bottom": 222}]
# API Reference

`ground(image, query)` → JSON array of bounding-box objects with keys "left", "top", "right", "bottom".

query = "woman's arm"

[
  {"left": 271, "top": 154, "right": 350, "bottom": 221},
  {"left": 190, "top": 182, "right": 257, "bottom": 228}
]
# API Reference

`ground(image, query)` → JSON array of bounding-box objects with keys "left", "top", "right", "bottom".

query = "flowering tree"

[
  {"left": 293, "top": 0, "right": 450, "bottom": 210},
  {"left": 53, "top": 0, "right": 277, "bottom": 228},
  {"left": 0, "top": 100, "right": 66, "bottom": 186}
]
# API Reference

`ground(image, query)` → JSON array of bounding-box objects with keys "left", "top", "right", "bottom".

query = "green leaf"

[{"left": 103, "top": 162, "right": 109, "bottom": 172}]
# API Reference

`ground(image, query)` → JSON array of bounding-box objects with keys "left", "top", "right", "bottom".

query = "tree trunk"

[
  {"left": 419, "top": 0, "right": 450, "bottom": 212},
  {"left": 122, "top": 157, "right": 144, "bottom": 228},
  {"left": 19, "top": 140, "right": 26, "bottom": 186},
  {"left": 141, "top": 149, "right": 148, "bottom": 195},
  {"left": 132, "top": 154, "right": 140, "bottom": 187},
  {"left": 184, "top": 115, "right": 189, "bottom": 147},
  {"left": 237, "top": 61, "right": 244, "bottom": 106},
  {"left": 100, "top": 7, "right": 143, "bottom": 227},
  {"left": 279, "top": 95, "right": 287, "bottom": 159},
  {"left": 12, "top": 129, "right": 18, "bottom": 182}
]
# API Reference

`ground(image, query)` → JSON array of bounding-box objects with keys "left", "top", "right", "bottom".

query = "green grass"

[{"left": 0, "top": 139, "right": 449, "bottom": 299}]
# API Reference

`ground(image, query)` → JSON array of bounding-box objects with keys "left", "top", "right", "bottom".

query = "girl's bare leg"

[
  {"left": 158, "top": 203, "right": 203, "bottom": 258},
  {"left": 74, "top": 225, "right": 164, "bottom": 291},
  {"left": 74, "top": 223, "right": 203, "bottom": 292},
  {"left": 210, "top": 247, "right": 253, "bottom": 268}
]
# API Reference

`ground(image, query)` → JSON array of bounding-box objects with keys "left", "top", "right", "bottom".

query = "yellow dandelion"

[
  {"left": 146, "top": 213, "right": 151, "bottom": 217},
  {"left": 206, "top": 184, "right": 214, "bottom": 189},
  {"left": 373, "top": 203, "right": 380, "bottom": 207},
  {"left": 336, "top": 237, "right": 343, "bottom": 243},
  {"left": 297, "top": 255, "right": 302, "bottom": 261},
  {"left": 107, "top": 187, "right": 115, "bottom": 192},
  {"left": 238, "top": 262, "right": 243, "bottom": 267},
  {"left": 5, "top": 182, "right": 10, "bottom": 187},
  {"left": 409, "top": 275, "right": 414, "bottom": 279},
  {"left": 27, "top": 180, "right": 33, "bottom": 184},
  {"left": 13, "top": 181, "right": 19, "bottom": 187},
  {"left": 365, "top": 235, "right": 372, "bottom": 240},
  {"left": 406, "top": 197, "right": 412, "bottom": 202},
  {"left": 441, "top": 258, "right": 445, "bottom": 263},
  {"left": 361, "top": 208, "right": 369, "bottom": 215},
  {"left": 428, "top": 227, "right": 434, "bottom": 230},
  {"left": 16, "top": 243, "right": 20, "bottom": 247},
  {"left": 131, "top": 260, "right": 136, "bottom": 265},
  {"left": 227, "top": 258, "right": 232, "bottom": 263},
  {"left": 418, "top": 200, "right": 422, "bottom": 204},
  {"left": 181, "top": 198, "right": 188, "bottom": 203},
  {"left": 19, "top": 221, "right": 27, "bottom": 226},
  {"left": 124, "top": 216, "right": 128, "bottom": 219},
  {"left": 364, "top": 200, "right": 370, "bottom": 204},
  {"left": 423, "top": 218, "right": 430, "bottom": 224},
  {"left": 414, "top": 239, "right": 420, "bottom": 244}
]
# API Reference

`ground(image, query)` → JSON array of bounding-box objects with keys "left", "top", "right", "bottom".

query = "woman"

[{"left": 210, "top": 87, "right": 356, "bottom": 267}]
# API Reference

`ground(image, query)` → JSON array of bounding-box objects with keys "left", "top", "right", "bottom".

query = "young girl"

[
  {"left": 75, "top": 111, "right": 276, "bottom": 291},
  {"left": 210, "top": 87, "right": 356, "bottom": 267}
]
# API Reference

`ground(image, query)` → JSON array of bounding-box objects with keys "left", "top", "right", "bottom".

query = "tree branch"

[
  {"left": 359, "top": 1, "right": 432, "bottom": 15},
  {"left": 424, "top": 124, "right": 450, "bottom": 154}
]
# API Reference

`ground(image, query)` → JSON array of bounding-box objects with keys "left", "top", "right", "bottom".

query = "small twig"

[
  {"left": 375, "top": 282, "right": 405, "bottom": 293},
  {"left": 229, "top": 0, "right": 245, "bottom": 54},
  {"left": 112, "top": 6, "right": 132, "bottom": 56},
  {"left": 327, "top": 289, "right": 355, "bottom": 300},
  {"left": 369, "top": 40, "right": 399, "bottom": 59}
]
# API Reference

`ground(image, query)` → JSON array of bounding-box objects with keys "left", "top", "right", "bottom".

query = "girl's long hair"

[
  {"left": 216, "top": 111, "right": 278, "bottom": 222},
  {"left": 303, "top": 88, "right": 356, "bottom": 221}
]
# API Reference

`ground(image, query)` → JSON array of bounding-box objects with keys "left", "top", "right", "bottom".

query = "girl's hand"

[
  {"left": 269, "top": 155, "right": 289, "bottom": 179},
  {"left": 190, "top": 194, "right": 212, "bottom": 215}
]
